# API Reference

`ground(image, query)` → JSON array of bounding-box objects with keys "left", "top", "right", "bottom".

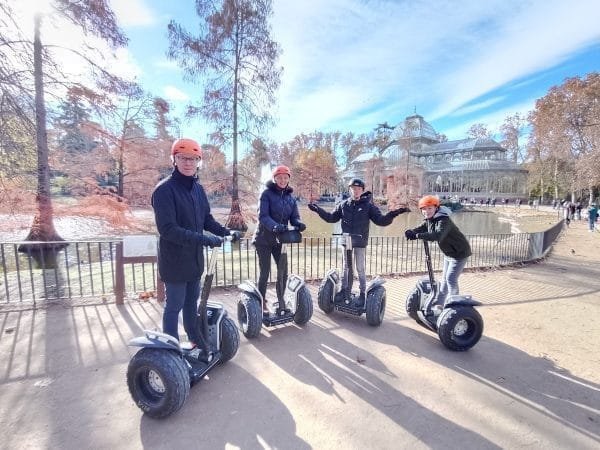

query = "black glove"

[
  {"left": 228, "top": 230, "right": 242, "bottom": 242},
  {"left": 391, "top": 207, "right": 410, "bottom": 217},
  {"left": 273, "top": 224, "right": 286, "bottom": 233},
  {"left": 295, "top": 222, "right": 306, "bottom": 232},
  {"left": 308, "top": 203, "right": 320, "bottom": 212},
  {"left": 405, "top": 229, "right": 417, "bottom": 240},
  {"left": 203, "top": 234, "right": 223, "bottom": 247}
]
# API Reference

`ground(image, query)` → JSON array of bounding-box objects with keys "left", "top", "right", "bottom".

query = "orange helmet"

[
  {"left": 272, "top": 165, "right": 291, "bottom": 178},
  {"left": 171, "top": 138, "right": 202, "bottom": 158},
  {"left": 418, "top": 195, "right": 440, "bottom": 209}
]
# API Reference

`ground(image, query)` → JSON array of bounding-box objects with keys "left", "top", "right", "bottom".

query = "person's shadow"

[
  {"left": 249, "top": 319, "right": 502, "bottom": 449},
  {"left": 139, "top": 364, "right": 310, "bottom": 449}
]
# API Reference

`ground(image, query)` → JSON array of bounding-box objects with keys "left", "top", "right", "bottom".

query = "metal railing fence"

[{"left": 0, "top": 221, "right": 563, "bottom": 305}]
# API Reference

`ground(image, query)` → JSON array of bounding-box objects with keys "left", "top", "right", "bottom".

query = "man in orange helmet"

[
  {"left": 405, "top": 195, "right": 471, "bottom": 308},
  {"left": 151, "top": 138, "right": 240, "bottom": 354}
]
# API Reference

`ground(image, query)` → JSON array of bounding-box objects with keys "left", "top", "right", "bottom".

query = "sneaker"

[{"left": 181, "top": 341, "right": 197, "bottom": 351}]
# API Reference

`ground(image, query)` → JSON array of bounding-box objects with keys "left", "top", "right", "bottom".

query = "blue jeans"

[
  {"left": 438, "top": 256, "right": 468, "bottom": 305},
  {"left": 163, "top": 280, "right": 201, "bottom": 343}
]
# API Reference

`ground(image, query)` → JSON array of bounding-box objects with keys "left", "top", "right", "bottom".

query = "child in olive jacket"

[{"left": 405, "top": 195, "right": 471, "bottom": 307}]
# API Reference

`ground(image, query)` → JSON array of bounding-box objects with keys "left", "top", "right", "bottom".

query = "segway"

[
  {"left": 237, "top": 226, "right": 313, "bottom": 338},
  {"left": 127, "top": 234, "right": 240, "bottom": 418},
  {"left": 405, "top": 240, "right": 483, "bottom": 351},
  {"left": 317, "top": 233, "right": 386, "bottom": 326}
]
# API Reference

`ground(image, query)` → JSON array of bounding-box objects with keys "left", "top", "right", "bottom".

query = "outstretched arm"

[
  {"left": 370, "top": 204, "right": 410, "bottom": 226},
  {"left": 308, "top": 202, "right": 342, "bottom": 223}
]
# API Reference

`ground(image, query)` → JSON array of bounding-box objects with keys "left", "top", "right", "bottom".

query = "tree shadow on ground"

[
  {"left": 249, "top": 321, "right": 502, "bottom": 449},
  {"left": 350, "top": 314, "right": 600, "bottom": 445}
]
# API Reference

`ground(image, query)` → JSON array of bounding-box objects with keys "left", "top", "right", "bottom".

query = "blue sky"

[{"left": 27, "top": 0, "right": 600, "bottom": 146}]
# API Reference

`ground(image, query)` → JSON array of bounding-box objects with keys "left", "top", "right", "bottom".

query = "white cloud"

[
  {"left": 269, "top": 0, "right": 600, "bottom": 141},
  {"left": 111, "top": 0, "right": 157, "bottom": 27},
  {"left": 427, "top": 0, "right": 600, "bottom": 119},
  {"left": 450, "top": 97, "right": 505, "bottom": 118},
  {"left": 163, "top": 85, "right": 189, "bottom": 101}
]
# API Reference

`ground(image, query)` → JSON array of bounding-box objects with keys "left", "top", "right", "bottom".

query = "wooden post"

[{"left": 115, "top": 242, "right": 125, "bottom": 305}]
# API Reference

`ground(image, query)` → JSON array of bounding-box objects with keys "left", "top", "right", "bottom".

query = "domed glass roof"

[{"left": 391, "top": 114, "right": 439, "bottom": 141}]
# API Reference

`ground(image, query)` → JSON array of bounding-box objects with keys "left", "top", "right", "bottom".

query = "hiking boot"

[{"left": 183, "top": 345, "right": 214, "bottom": 363}]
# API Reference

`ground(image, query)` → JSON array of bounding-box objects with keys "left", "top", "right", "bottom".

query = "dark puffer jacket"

[
  {"left": 252, "top": 181, "right": 302, "bottom": 247},
  {"left": 312, "top": 191, "right": 396, "bottom": 247},
  {"left": 410, "top": 206, "right": 471, "bottom": 259},
  {"left": 151, "top": 168, "right": 228, "bottom": 282}
]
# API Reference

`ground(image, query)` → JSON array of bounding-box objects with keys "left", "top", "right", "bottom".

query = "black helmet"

[{"left": 348, "top": 178, "right": 365, "bottom": 188}]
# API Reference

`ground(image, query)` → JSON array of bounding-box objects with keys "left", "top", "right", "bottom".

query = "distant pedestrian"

[
  {"left": 576, "top": 202, "right": 582, "bottom": 220},
  {"left": 569, "top": 202, "right": 576, "bottom": 221},
  {"left": 563, "top": 201, "right": 571, "bottom": 225},
  {"left": 588, "top": 203, "right": 598, "bottom": 232}
]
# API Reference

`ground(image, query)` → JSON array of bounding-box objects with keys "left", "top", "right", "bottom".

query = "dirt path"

[{"left": 0, "top": 215, "right": 598, "bottom": 449}]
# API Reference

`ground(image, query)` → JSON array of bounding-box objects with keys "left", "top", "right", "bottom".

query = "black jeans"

[{"left": 255, "top": 243, "right": 283, "bottom": 301}]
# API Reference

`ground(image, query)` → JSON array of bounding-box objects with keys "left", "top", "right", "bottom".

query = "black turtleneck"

[{"left": 172, "top": 167, "right": 197, "bottom": 190}]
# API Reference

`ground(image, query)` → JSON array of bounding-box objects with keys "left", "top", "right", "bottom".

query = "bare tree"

[
  {"left": 466, "top": 123, "right": 492, "bottom": 140},
  {"left": 167, "top": 0, "right": 282, "bottom": 231},
  {"left": 500, "top": 113, "right": 526, "bottom": 163},
  {"left": 0, "top": 1, "right": 127, "bottom": 256}
]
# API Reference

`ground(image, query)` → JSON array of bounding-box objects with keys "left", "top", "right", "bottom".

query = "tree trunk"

[
  {"left": 226, "top": 56, "right": 247, "bottom": 231},
  {"left": 553, "top": 160, "right": 559, "bottom": 201},
  {"left": 19, "top": 14, "right": 65, "bottom": 255}
]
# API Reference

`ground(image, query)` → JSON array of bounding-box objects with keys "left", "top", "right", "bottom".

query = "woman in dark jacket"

[
  {"left": 252, "top": 165, "right": 305, "bottom": 309},
  {"left": 405, "top": 195, "right": 471, "bottom": 307}
]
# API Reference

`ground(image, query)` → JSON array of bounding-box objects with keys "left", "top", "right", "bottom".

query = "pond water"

[{"left": 246, "top": 205, "right": 513, "bottom": 237}]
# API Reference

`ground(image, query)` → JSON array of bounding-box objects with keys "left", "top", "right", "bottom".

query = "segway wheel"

[
  {"left": 317, "top": 278, "right": 335, "bottom": 314},
  {"left": 405, "top": 287, "right": 421, "bottom": 321},
  {"left": 437, "top": 306, "right": 484, "bottom": 351},
  {"left": 237, "top": 293, "right": 262, "bottom": 339},
  {"left": 366, "top": 286, "right": 386, "bottom": 326},
  {"left": 294, "top": 286, "right": 313, "bottom": 325},
  {"left": 126, "top": 348, "right": 190, "bottom": 419},
  {"left": 219, "top": 316, "right": 240, "bottom": 363}
]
